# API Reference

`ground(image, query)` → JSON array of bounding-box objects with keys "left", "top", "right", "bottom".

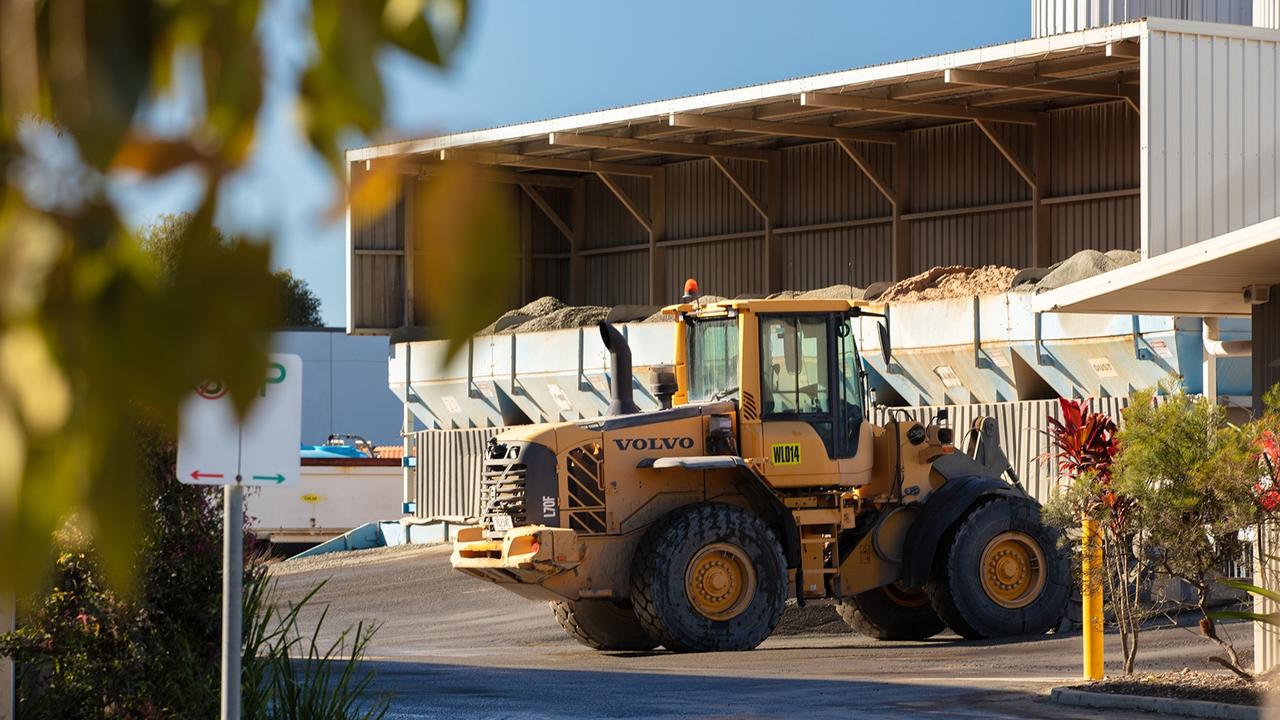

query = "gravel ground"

[
  {"left": 270, "top": 544, "right": 1264, "bottom": 719},
  {"left": 1075, "top": 669, "right": 1272, "bottom": 706}
]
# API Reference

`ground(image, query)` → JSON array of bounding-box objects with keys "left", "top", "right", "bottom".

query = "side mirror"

[{"left": 877, "top": 321, "right": 891, "bottom": 366}]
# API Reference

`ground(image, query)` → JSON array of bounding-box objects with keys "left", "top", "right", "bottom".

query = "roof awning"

[{"left": 1033, "top": 217, "right": 1280, "bottom": 317}]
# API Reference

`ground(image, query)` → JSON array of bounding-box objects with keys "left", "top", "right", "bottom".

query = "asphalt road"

[{"left": 271, "top": 544, "right": 1253, "bottom": 719}]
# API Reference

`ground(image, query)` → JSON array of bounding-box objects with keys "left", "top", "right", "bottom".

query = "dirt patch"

[
  {"left": 879, "top": 265, "right": 1018, "bottom": 303},
  {"left": 1074, "top": 670, "right": 1273, "bottom": 707},
  {"left": 773, "top": 601, "right": 850, "bottom": 636}
]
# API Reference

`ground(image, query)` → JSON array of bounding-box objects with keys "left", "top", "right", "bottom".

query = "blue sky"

[{"left": 112, "top": 0, "right": 1030, "bottom": 327}]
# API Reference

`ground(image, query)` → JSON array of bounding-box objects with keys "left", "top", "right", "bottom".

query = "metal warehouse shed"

[{"left": 347, "top": 16, "right": 1280, "bottom": 335}]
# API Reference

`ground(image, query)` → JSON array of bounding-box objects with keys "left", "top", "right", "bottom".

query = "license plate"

[{"left": 491, "top": 513, "right": 514, "bottom": 532}]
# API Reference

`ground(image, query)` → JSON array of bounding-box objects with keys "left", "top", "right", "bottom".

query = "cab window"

[{"left": 761, "top": 315, "right": 830, "bottom": 416}]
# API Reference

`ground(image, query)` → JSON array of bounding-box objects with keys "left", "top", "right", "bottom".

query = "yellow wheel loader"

[{"left": 451, "top": 297, "right": 1068, "bottom": 652}]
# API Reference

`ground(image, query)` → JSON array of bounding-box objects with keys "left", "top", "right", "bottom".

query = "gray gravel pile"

[
  {"left": 480, "top": 296, "right": 567, "bottom": 334},
  {"left": 515, "top": 305, "right": 611, "bottom": 333},
  {"left": 1012, "top": 249, "right": 1141, "bottom": 293}
]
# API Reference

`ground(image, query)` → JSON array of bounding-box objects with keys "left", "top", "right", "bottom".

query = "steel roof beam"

[
  {"left": 800, "top": 91, "right": 1046, "bottom": 125},
  {"left": 667, "top": 113, "right": 905, "bottom": 145},
  {"left": 438, "top": 149, "right": 661, "bottom": 177},
  {"left": 944, "top": 68, "right": 1139, "bottom": 110},
  {"left": 547, "top": 132, "right": 776, "bottom": 161}
]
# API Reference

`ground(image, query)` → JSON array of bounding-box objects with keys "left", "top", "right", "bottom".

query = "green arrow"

[{"left": 252, "top": 474, "right": 285, "bottom": 484}]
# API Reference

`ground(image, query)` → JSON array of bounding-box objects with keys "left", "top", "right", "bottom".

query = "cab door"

[{"left": 758, "top": 314, "right": 848, "bottom": 487}]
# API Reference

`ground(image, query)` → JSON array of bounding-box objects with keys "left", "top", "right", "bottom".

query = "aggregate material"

[
  {"left": 474, "top": 248, "right": 1144, "bottom": 335},
  {"left": 878, "top": 265, "right": 1019, "bottom": 303}
]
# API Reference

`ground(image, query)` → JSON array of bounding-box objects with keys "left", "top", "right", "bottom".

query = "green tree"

[
  {"left": 1115, "top": 382, "right": 1261, "bottom": 676},
  {"left": 0, "top": 0, "right": 503, "bottom": 594},
  {"left": 141, "top": 213, "right": 324, "bottom": 327}
]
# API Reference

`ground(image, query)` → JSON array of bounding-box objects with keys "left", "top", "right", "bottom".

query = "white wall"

[
  {"left": 246, "top": 464, "right": 402, "bottom": 533},
  {"left": 1142, "top": 21, "right": 1280, "bottom": 256},
  {"left": 1033, "top": 0, "right": 1254, "bottom": 38},
  {"left": 272, "top": 329, "right": 404, "bottom": 445}
]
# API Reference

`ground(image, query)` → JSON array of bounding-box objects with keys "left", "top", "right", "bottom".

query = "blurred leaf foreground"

[{"left": 0, "top": 0, "right": 508, "bottom": 594}]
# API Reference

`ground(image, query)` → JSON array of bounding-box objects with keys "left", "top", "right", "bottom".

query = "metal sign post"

[
  {"left": 178, "top": 354, "right": 302, "bottom": 720},
  {"left": 221, "top": 481, "right": 244, "bottom": 720}
]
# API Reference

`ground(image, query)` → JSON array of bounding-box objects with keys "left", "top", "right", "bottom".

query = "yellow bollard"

[{"left": 1081, "top": 518, "right": 1104, "bottom": 680}]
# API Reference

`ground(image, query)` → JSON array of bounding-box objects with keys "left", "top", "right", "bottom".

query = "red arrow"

[{"left": 190, "top": 470, "right": 225, "bottom": 481}]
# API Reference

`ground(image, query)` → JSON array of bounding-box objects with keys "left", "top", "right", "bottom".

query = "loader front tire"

[
  {"left": 926, "top": 496, "right": 1069, "bottom": 639},
  {"left": 550, "top": 600, "right": 659, "bottom": 651},
  {"left": 630, "top": 503, "right": 787, "bottom": 652},
  {"left": 836, "top": 585, "right": 946, "bottom": 641}
]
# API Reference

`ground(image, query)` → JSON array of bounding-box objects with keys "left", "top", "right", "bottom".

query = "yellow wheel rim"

[
  {"left": 685, "top": 543, "right": 756, "bottom": 621},
  {"left": 979, "top": 531, "right": 1046, "bottom": 609}
]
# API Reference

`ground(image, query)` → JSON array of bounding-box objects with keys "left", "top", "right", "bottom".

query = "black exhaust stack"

[{"left": 598, "top": 322, "right": 640, "bottom": 415}]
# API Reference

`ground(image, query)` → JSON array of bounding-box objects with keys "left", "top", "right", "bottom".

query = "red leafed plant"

[
  {"left": 1043, "top": 397, "right": 1131, "bottom": 528},
  {"left": 1253, "top": 429, "right": 1280, "bottom": 513}
]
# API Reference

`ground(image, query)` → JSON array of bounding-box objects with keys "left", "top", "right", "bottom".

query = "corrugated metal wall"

[
  {"left": 413, "top": 398, "right": 1137, "bottom": 518},
  {"left": 348, "top": 167, "right": 407, "bottom": 332},
  {"left": 1144, "top": 27, "right": 1280, "bottom": 255},
  {"left": 910, "top": 123, "right": 1031, "bottom": 212},
  {"left": 781, "top": 142, "right": 893, "bottom": 225},
  {"left": 414, "top": 426, "right": 502, "bottom": 519},
  {"left": 1259, "top": 0, "right": 1280, "bottom": 28},
  {"left": 783, "top": 225, "right": 893, "bottom": 289},
  {"left": 666, "top": 158, "right": 763, "bottom": 240},
  {"left": 585, "top": 174, "right": 649, "bottom": 250},
  {"left": 665, "top": 238, "right": 764, "bottom": 299},
  {"left": 1033, "top": 0, "right": 1253, "bottom": 37},
  {"left": 910, "top": 209, "right": 1032, "bottom": 273},
  {"left": 584, "top": 251, "right": 648, "bottom": 305}
]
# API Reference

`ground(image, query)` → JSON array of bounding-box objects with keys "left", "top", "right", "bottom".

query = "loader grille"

[
  {"left": 565, "top": 444, "right": 606, "bottom": 534},
  {"left": 480, "top": 440, "right": 527, "bottom": 539}
]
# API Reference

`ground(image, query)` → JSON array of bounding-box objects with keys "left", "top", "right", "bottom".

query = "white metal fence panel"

[
  {"left": 414, "top": 427, "right": 502, "bottom": 519},
  {"left": 873, "top": 397, "right": 1135, "bottom": 505}
]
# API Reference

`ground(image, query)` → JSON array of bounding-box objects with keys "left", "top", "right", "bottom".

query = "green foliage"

[
  {"left": 0, "top": 425, "right": 224, "bottom": 718},
  {"left": 242, "top": 571, "right": 388, "bottom": 720},
  {"left": 141, "top": 213, "right": 324, "bottom": 327},
  {"left": 0, "top": 0, "right": 474, "bottom": 594},
  {"left": 1115, "top": 382, "right": 1261, "bottom": 598}
]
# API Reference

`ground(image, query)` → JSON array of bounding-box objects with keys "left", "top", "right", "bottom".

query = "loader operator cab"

[{"left": 680, "top": 300, "right": 872, "bottom": 467}]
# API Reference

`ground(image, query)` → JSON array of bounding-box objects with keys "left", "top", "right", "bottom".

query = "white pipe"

[
  {"left": 402, "top": 342, "right": 413, "bottom": 515},
  {"left": 1203, "top": 318, "right": 1253, "bottom": 405}
]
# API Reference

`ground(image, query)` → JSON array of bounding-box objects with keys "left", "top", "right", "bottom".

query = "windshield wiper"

[{"left": 712, "top": 386, "right": 739, "bottom": 401}]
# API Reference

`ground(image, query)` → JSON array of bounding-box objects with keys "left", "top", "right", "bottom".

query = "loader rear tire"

[
  {"left": 630, "top": 503, "right": 787, "bottom": 652},
  {"left": 836, "top": 585, "right": 946, "bottom": 641},
  {"left": 925, "top": 496, "right": 1069, "bottom": 640},
  {"left": 550, "top": 600, "right": 659, "bottom": 651}
]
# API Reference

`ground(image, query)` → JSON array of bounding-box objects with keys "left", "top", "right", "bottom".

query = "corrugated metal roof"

[{"left": 347, "top": 20, "right": 1159, "bottom": 162}]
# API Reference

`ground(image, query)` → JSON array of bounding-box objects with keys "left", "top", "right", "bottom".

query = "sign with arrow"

[{"left": 178, "top": 354, "right": 302, "bottom": 488}]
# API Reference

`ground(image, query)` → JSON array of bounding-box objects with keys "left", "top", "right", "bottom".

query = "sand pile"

[
  {"left": 878, "top": 265, "right": 1018, "bottom": 303},
  {"left": 800, "top": 284, "right": 864, "bottom": 300}
]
